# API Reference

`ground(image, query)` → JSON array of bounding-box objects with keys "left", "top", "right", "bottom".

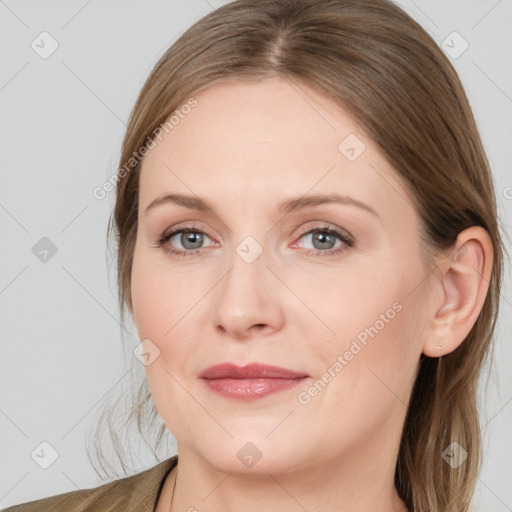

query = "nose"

[{"left": 212, "top": 244, "right": 286, "bottom": 340}]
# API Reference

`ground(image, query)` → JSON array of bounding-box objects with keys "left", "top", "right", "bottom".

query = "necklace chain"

[{"left": 168, "top": 467, "right": 178, "bottom": 512}]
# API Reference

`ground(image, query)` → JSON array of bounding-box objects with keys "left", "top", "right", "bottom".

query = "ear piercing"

[{"left": 437, "top": 342, "right": 443, "bottom": 354}]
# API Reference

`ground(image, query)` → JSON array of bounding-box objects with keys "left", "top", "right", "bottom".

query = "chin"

[{"left": 185, "top": 433, "right": 311, "bottom": 477}]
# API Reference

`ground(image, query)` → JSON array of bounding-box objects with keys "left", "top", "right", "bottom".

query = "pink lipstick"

[{"left": 199, "top": 363, "right": 309, "bottom": 400}]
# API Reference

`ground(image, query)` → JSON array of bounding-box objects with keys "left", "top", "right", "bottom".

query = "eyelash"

[{"left": 154, "top": 223, "right": 355, "bottom": 258}]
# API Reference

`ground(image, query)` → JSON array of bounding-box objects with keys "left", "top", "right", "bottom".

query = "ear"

[{"left": 422, "top": 226, "right": 494, "bottom": 357}]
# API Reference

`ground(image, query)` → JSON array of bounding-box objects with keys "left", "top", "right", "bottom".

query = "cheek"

[
  {"left": 131, "top": 244, "right": 195, "bottom": 344},
  {"left": 310, "top": 258, "right": 424, "bottom": 400},
  {"left": 131, "top": 246, "right": 202, "bottom": 437},
  {"left": 131, "top": 258, "right": 169, "bottom": 343},
  {"left": 130, "top": 244, "right": 213, "bottom": 379}
]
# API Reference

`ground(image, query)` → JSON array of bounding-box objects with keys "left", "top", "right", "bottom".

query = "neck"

[{"left": 157, "top": 436, "right": 409, "bottom": 512}]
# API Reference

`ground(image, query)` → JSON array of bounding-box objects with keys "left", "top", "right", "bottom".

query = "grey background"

[{"left": 0, "top": 0, "right": 511, "bottom": 509}]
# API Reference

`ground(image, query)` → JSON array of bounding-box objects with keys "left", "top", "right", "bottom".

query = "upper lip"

[{"left": 199, "top": 363, "right": 309, "bottom": 379}]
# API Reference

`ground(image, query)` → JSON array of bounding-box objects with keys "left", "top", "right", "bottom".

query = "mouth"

[{"left": 199, "top": 363, "right": 310, "bottom": 400}]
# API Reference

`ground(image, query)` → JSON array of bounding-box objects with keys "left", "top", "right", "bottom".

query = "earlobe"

[{"left": 422, "top": 227, "right": 493, "bottom": 358}]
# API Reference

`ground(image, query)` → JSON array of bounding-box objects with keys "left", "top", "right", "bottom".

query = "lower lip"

[{"left": 202, "top": 377, "right": 308, "bottom": 400}]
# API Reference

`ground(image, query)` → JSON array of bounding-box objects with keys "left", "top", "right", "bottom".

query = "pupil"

[
  {"left": 182, "top": 231, "right": 203, "bottom": 249},
  {"left": 313, "top": 232, "right": 335, "bottom": 250}
]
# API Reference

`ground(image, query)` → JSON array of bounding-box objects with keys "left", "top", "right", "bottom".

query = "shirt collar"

[{"left": 125, "top": 454, "right": 178, "bottom": 512}]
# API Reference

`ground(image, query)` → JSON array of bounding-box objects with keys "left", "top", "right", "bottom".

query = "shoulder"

[{"left": 2, "top": 456, "right": 178, "bottom": 512}]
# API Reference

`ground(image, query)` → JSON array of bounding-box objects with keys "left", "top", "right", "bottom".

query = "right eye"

[{"left": 155, "top": 226, "right": 217, "bottom": 256}]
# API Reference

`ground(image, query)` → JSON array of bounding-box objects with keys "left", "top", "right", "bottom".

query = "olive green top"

[{"left": 2, "top": 455, "right": 178, "bottom": 512}]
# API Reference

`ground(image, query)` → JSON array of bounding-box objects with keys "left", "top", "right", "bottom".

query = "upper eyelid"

[
  {"left": 165, "top": 221, "right": 347, "bottom": 235},
  {"left": 295, "top": 221, "right": 349, "bottom": 235}
]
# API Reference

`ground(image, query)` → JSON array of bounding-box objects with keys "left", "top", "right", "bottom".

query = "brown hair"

[{"left": 90, "top": 1, "right": 508, "bottom": 510}]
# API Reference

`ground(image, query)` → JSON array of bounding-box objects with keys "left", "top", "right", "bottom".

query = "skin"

[{"left": 130, "top": 77, "right": 493, "bottom": 512}]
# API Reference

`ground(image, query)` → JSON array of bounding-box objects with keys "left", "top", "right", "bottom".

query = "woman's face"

[{"left": 131, "top": 77, "right": 433, "bottom": 475}]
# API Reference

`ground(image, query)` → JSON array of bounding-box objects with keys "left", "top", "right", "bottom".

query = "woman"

[{"left": 3, "top": 0, "right": 506, "bottom": 511}]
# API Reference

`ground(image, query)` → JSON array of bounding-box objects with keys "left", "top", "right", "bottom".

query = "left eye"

[
  {"left": 298, "top": 229, "right": 343, "bottom": 251},
  {"left": 292, "top": 225, "right": 355, "bottom": 254}
]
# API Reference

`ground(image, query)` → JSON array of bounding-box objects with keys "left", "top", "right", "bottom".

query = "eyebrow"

[{"left": 144, "top": 193, "right": 380, "bottom": 219}]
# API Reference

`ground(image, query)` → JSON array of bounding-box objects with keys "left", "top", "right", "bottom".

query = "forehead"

[{"left": 138, "top": 78, "right": 415, "bottom": 224}]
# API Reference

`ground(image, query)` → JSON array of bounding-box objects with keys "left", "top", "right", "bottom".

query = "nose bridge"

[
  {"left": 212, "top": 234, "right": 284, "bottom": 337},
  {"left": 221, "top": 236, "right": 269, "bottom": 311}
]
